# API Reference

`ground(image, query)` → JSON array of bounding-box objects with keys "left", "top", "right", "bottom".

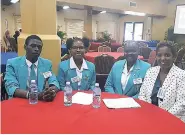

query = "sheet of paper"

[
  {"left": 72, "top": 92, "right": 93, "bottom": 105},
  {"left": 103, "top": 97, "right": 141, "bottom": 109}
]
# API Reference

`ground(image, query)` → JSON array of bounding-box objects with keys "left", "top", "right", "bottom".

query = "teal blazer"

[
  {"left": 57, "top": 59, "right": 96, "bottom": 91},
  {"left": 4, "top": 56, "right": 59, "bottom": 98},
  {"left": 105, "top": 59, "right": 150, "bottom": 98}
]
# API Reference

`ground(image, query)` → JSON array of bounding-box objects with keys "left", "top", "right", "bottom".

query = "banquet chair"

[
  {"left": 116, "top": 55, "right": 126, "bottom": 61},
  {"left": 1, "top": 73, "right": 8, "bottom": 101},
  {"left": 96, "top": 74, "right": 108, "bottom": 92},
  {"left": 94, "top": 54, "right": 115, "bottom": 74},
  {"left": 139, "top": 46, "right": 152, "bottom": 62},
  {"left": 87, "top": 43, "right": 96, "bottom": 52},
  {"left": 88, "top": 43, "right": 97, "bottom": 52},
  {"left": 147, "top": 50, "right": 156, "bottom": 65},
  {"left": 98, "top": 45, "right": 111, "bottom": 52},
  {"left": 117, "top": 47, "right": 124, "bottom": 52},
  {"left": 61, "top": 54, "right": 70, "bottom": 61},
  {"left": 175, "top": 48, "right": 185, "bottom": 65},
  {"left": 176, "top": 61, "right": 185, "bottom": 70}
]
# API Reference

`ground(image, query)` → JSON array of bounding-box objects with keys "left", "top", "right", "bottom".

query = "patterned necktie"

[{"left": 30, "top": 64, "right": 36, "bottom": 81}]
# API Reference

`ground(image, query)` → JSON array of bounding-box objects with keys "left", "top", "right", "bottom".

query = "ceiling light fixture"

[
  {"left": 100, "top": 11, "right": 106, "bottom": 14},
  {"left": 63, "top": 6, "right": 70, "bottom": 9},
  {"left": 124, "top": 11, "right": 146, "bottom": 16},
  {"left": 11, "top": 0, "right": 19, "bottom": 3}
]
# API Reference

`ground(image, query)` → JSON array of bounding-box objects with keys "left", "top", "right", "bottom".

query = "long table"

[{"left": 2, "top": 91, "right": 185, "bottom": 134}]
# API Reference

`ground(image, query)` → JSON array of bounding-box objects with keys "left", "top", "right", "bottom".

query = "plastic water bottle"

[
  {"left": 92, "top": 83, "right": 101, "bottom": 108},
  {"left": 64, "top": 82, "right": 72, "bottom": 106},
  {"left": 29, "top": 80, "right": 38, "bottom": 104}
]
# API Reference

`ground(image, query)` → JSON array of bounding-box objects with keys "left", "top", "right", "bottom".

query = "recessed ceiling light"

[
  {"left": 11, "top": 0, "right": 19, "bottom": 3},
  {"left": 100, "top": 11, "right": 106, "bottom": 14},
  {"left": 63, "top": 6, "right": 70, "bottom": 9},
  {"left": 124, "top": 11, "right": 146, "bottom": 16}
]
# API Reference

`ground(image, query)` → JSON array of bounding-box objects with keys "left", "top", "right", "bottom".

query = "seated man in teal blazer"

[
  {"left": 5, "top": 35, "right": 59, "bottom": 102},
  {"left": 57, "top": 37, "right": 96, "bottom": 91},
  {"left": 105, "top": 41, "right": 150, "bottom": 98}
]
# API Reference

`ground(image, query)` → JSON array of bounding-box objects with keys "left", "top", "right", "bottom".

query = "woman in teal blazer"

[
  {"left": 105, "top": 41, "right": 151, "bottom": 98},
  {"left": 57, "top": 37, "right": 96, "bottom": 91}
]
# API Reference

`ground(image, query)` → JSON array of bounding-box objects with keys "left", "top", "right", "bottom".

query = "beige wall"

[
  {"left": 152, "top": 0, "right": 185, "bottom": 41},
  {"left": 1, "top": 4, "right": 120, "bottom": 43},
  {"left": 57, "top": 9, "right": 86, "bottom": 32},
  {"left": 2, "top": 0, "right": 184, "bottom": 44},
  {"left": 57, "top": 0, "right": 167, "bottom": 16}
]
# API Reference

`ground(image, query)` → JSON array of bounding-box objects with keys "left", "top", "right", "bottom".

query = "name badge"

[
  {"left": 133, "top": 78, "right": 143, "bottom": 85},
  {"left": 157, "top": 88, "right": 165, "bottom": 99},
  {"left": 43, "top": 71, "right": 52, "bottom": 79},
  {"left": 71, "top": 76, "right": 81, "bottom": 83}
]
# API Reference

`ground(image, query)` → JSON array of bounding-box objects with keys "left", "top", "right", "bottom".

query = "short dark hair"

[
  {"left": 124, "top": 41, "right": 139, "bottom": 50},
  {"left": 156, "top": 42, "right": 176, "bottom": 57},
  {"left": 25, "top": 35, "right": 42, "bottom": 45},
  {"left": 66, "top": 37, "right": 90, "bottom": 50}
]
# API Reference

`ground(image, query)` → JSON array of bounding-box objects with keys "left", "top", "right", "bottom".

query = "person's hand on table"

[{"left": 39, "top": 86, "right": 58, "bottom": 102}]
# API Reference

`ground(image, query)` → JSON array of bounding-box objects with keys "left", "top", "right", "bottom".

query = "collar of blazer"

[
  {"left": 20, "top": 56, "right": 42, "bottom": 67},
  {"left": 150, "top": 64, "right": 177, "bottom": 92}
]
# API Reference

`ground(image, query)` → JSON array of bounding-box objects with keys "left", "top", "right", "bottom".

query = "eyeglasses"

[
  {"left": 124, "top": 52, "right": 138, "bottom": 55},
  {"left": 71, "top": 46, "right": 85, "bottom": 50}
]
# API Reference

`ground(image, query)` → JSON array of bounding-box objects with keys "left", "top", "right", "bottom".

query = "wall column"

[
  {"left": 84, "top": 6, "right": 93, "bottom": 39},
  {"left": 18, "top": 0, "right": 61, "bottom": 74}
]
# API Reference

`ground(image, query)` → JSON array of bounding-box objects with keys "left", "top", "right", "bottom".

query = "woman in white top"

[{"left": 139, "top": 42, "right": 185, "bottom": 123}]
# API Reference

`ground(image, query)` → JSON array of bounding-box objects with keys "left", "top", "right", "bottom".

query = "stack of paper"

[
  {"left": 72, "top": 92, "right": 93, "bottom": 105},
  {"left": 103, "top": 97, "right": 141, "bottom": 109}
]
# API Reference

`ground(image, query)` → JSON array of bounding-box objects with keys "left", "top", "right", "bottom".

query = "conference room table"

[
  {"left": 84, "top": 52, "right": 144, "bottom": 64},
  {"left": 2, "top": 91, "right": 185, "bottom": 134}
]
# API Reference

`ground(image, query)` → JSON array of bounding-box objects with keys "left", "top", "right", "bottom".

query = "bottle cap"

[
  {"left": 31, "top": 80, "right": 36, "bottom": 83},
  {"left": 95, "top": 83, "right": 99, "bottom": 87},
  {"left": 66, "top": 82, "right": 70, "bottom": 85}
]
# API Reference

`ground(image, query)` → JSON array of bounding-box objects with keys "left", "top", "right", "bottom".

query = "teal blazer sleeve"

[
  {"left": 89, "top": 64, "right": 96, "bottom": 90},
  {"left": 104, "top": 64, "right": 116, "bottom": 94},
  {"left": 47, "top": 61, "right": 60, "bottom": 89},
  {"left": 57, "top": 62, "right": 66, "bottom": 91},
  {"left": 4, "top": 59, "right": 20, "bottom": 97}
]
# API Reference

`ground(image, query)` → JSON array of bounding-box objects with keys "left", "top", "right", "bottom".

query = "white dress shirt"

[
  {"left": 26, "top": 59, "right": 38, "bottom": 77},
  {"left": 70, "top": 57, "right": 88, "bottom": 90},
  {"left": 121, "top": 61, "right": 134, "bottom": 92}
]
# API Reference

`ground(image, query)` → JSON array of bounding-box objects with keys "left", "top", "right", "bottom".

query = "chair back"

[
  {"left": 61, "top": 54, "right": 70, "bottom": 61},
  {"left": 96, "top": 74, "right": 108, "bottom": 92},
  {"left": 98, "top": 45, "right": 111, "bottom": 52},
  {"left": 175, "top": 48, "right": 185, "bottom": 64},
  {"left": 116, "top": 55, "right": 126, "bottom": 61},
  {"left": 117, "top": 47, "right": 124, "bottom": 52},
  {"left": 1, "top": 73, "right": 8, "bottom": 101},
  {"left": 95, "top": 54, "right": 115, "bottom": 74},
  {"left": 148, "top": 50, "right": 156, "bottom": 65},
  {"left": 139, "top": 46, "right": 152, "bottom": 60}
]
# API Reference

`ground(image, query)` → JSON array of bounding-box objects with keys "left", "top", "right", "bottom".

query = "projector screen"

[{"left": 174, "top": 5, "right": 185, "bottom": 34}]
